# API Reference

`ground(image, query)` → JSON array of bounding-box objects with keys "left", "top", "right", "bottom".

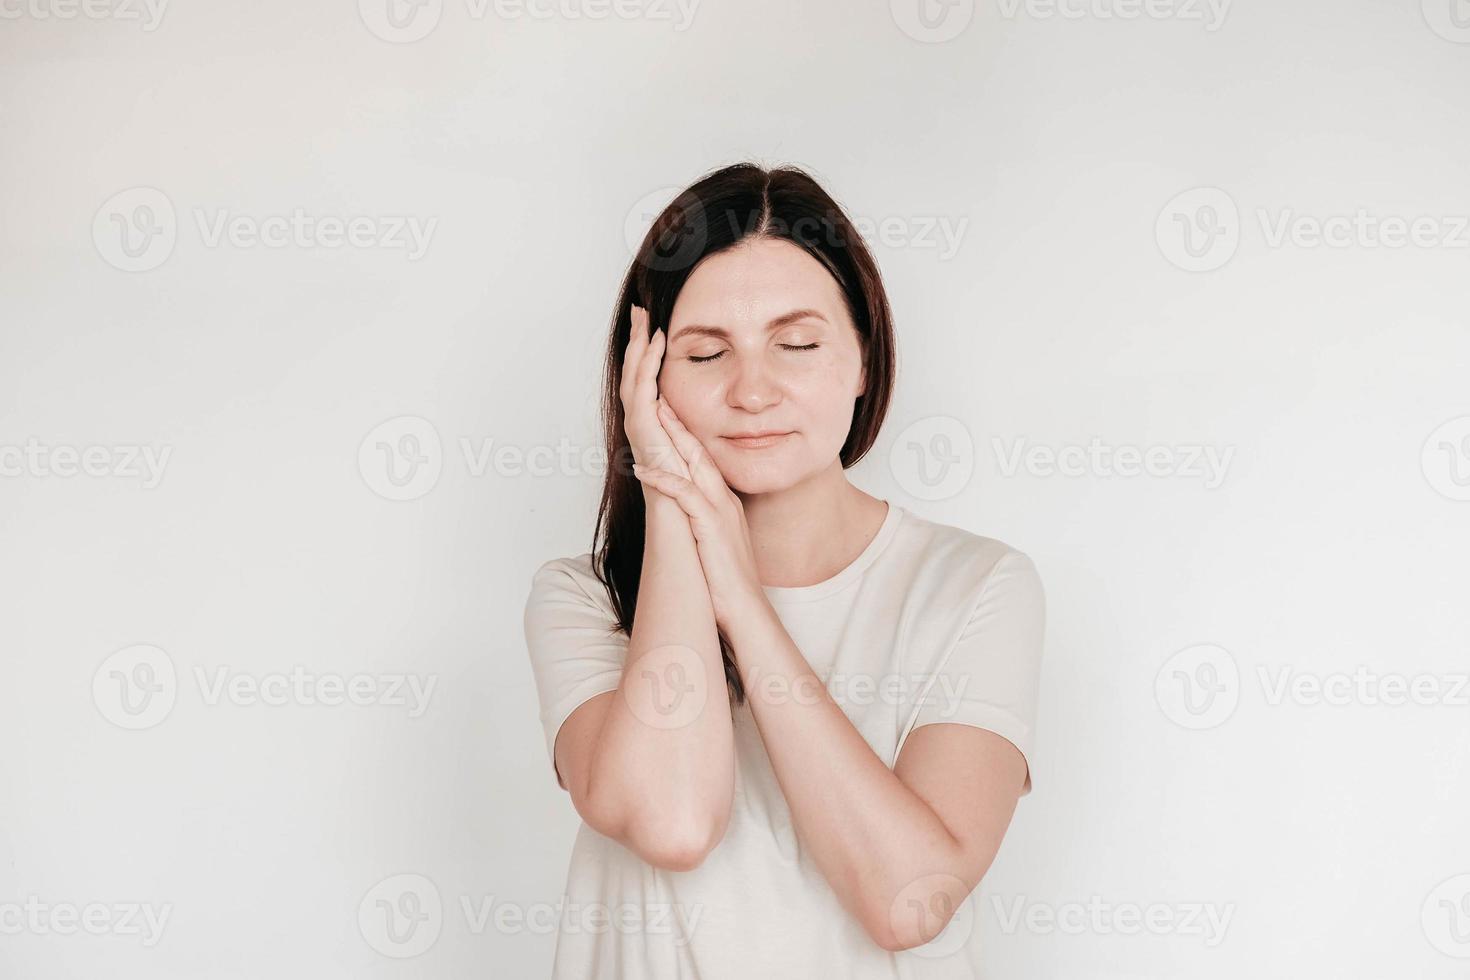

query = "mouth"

[{"left": 722, "top": 431, "right": 794, "bottom": 449}]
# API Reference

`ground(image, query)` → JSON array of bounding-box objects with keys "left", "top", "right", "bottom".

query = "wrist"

[
  {"left": 724, "top": 586, "right": 775, "bottom": 636},
  {"left": 643, "top": 490, "right": 695, "bottom": 547}
]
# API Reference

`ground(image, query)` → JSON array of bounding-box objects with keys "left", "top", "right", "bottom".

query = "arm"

[
  {"left": 554, "top": 491, "right": 736, "bottom": 871},
  {"left": 723, "top": 561, "right": 1037, "bottom": 951}
]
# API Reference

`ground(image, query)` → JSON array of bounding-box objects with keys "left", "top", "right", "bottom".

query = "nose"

[{"left": 726, "top": 356, "right": 783, "bottom": 413}]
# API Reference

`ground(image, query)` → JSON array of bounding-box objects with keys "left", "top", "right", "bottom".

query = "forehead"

[{"left": 671, "top": 237, "right": 849, "bottom": 327}]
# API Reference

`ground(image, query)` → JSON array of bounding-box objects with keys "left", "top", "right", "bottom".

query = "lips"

[{"left": 722, "top": 431, "right": 793, "bottom": 449}]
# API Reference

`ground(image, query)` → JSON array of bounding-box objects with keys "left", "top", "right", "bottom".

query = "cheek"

[
  {"left": 658, "top": 374, "right": 722, "bottom": 436},
  {"left": 786, "top": 357, "right": 862, "bottom": 413}
]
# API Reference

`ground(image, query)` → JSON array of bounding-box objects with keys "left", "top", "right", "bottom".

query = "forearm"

[
  {"left": 727, "top": 599, "right": 967, "bottom": 948},
  {"left": 586, "top": 490, "right": 735, "bottom": 861}
]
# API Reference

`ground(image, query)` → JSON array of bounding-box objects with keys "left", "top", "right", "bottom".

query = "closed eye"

[{"left": 688, "top": 343, "right": 820, "bottom": 364}]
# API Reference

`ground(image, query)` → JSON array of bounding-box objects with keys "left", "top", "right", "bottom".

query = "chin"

[
  {"left": 715, "top": 454, "right": 820, "bottom": 496},
  {"left": 721, "top": 472, "right": 792, "bottom": 495}
]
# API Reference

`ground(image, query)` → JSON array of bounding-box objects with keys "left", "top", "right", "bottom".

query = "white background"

[{"left": 2, "top": 0, "right": 1468, "bottom": 976}]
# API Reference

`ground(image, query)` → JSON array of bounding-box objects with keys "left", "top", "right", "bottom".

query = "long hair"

[{"left": 590, "top": 162, "right": 897, "bottom": 707}]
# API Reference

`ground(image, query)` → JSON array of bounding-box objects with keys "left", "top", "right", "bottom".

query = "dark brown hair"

[{"left": 590, "top": 162, "right": 897, "bottom": 706}]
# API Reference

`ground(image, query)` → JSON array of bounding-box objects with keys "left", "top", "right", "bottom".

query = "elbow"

[
  {"left": 578, "top": 770, "right": 731, "bottom": 872},
  {"left": 869, "top": 925, "right": 934, "bottom": 954},
  {"left": 864, "top": 913, "right": 954, "bottom": 955},
  {"left": 864, "top": 915, "right": 923, "bottom": 954},
  {"left": 862, "top": 873, "right": 976, "bottom": 953},
  {"left": 585, "top": 789, "right": 728, "bottom": 872},
  {"left": 626, "top": 813, "right": 725, "bottom": 871}
]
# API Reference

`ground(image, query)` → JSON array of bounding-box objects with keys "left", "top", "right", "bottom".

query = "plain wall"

[{"left": 2, "top": 0, "right": 1468, "bottom": 976}]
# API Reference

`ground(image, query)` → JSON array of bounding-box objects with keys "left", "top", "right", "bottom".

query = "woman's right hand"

[{"left": 620, "top": 305, "right": 690, "bottom": 480}]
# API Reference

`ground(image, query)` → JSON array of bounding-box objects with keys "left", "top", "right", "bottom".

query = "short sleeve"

[
  {"left": 903, "top": 550, "right": 1046, "bottom": 795},
  {"left": 523, "top": 557, "right": 629, "bottom": 790}
]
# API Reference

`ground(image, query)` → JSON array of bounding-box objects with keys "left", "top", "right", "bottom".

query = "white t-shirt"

[{"left": 522, "top": 500, "right": 1046, "bottom": 979}]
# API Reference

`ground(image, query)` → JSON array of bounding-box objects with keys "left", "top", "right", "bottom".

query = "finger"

[
  {"left": 656, "top": 398, "right": 726, "bottom": 500},
  {"left": 646, "top": 439, "right": 689, "bottom": 477},
  {"left": 632, "top": 463, "right": 712, "bottom": 523},
  {"left": 620, "top": 306, "right": 648, "bottom": 401},
  {"left": 635, "top": 322, "right": 665, "bottom": 400}
]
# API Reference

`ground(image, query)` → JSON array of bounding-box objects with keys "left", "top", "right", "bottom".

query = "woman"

[{"left": 523, "top": 162, "right": 1046, "bottom": 978}]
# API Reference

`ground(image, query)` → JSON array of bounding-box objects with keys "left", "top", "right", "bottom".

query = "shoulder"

[
  {"left": 894, "top": 507, "right": 1043, "bottom": 593},
  {"left": 525, "top": 552, "right": 616, "bottom": 616}
]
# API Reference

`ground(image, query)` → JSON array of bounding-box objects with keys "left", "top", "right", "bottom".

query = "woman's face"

[{"left": 657, "top": 236, "right": 867, "bottom": 495}]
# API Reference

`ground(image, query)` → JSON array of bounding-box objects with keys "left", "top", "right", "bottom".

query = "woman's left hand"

[{"left": 632, "top": 396, "right": 765, "bottom": 630}]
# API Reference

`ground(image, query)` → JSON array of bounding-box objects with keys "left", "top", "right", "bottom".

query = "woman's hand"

[
  {"left": 631, "top": 398, "right": 765, "bottom": 630},
  {"left": 620, "top": 305, "right": 690, "bottom": 480}
]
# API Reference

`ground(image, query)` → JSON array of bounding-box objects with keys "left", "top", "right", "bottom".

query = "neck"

[{"left": 736, "top": 461, "right": 888, "bottom": 589}]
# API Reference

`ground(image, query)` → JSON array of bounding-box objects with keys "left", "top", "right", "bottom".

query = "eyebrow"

[{"left": 669, "top": 308, "right": 828, "bottom": 343}]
